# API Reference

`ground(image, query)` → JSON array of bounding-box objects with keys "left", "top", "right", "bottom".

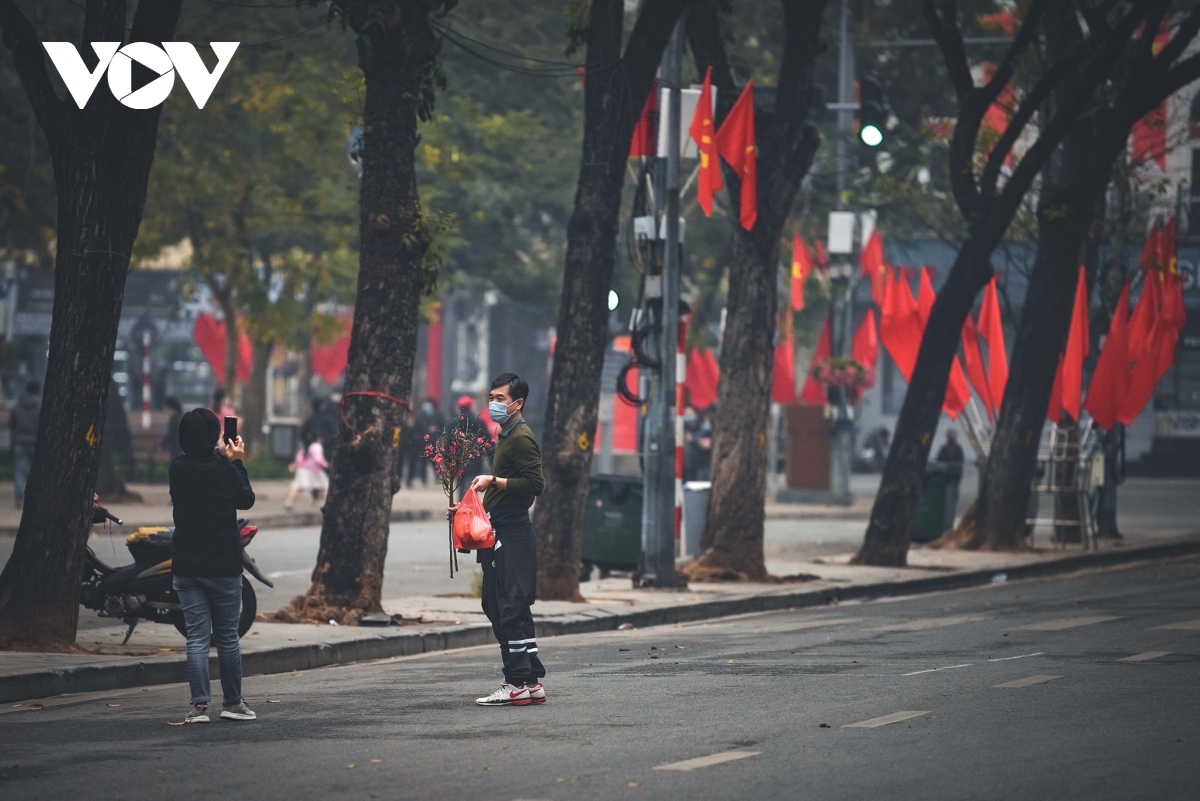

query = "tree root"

[
  {"left": 680, "top": 547, "right": 770, "bottom": 583},
  {"left": 927, "top": 500, "right": 1030, "bottom": 552}
]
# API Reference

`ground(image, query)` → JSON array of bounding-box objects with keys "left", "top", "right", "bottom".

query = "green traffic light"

[{"left": 860, "top": 124, "right": 883, "bottom": 147}]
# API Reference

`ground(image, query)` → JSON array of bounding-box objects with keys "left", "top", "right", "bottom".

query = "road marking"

[
  {"left": 1014, "top": 616, "right": 1121, "bottom": 631},
  {"left": 876, "top": 614, "right": 988, "bottom": 632},
  {"left": 994, "top": 674, "right": 1063, "bottom": 689},
  {"left": 903, "top": 663, "right": 972, "bottom": 676},
  {"left": 1153, "top": 618, "right": 1200, "bottom": 631},
  {"left": 988, "top": 652, "right": 1044, "bottom": 662},
  {"left": 843, "top": 711, "right": 930, "bottom": 729},
  {"left": 1118, "top": 651, "right": 1170, "bottom": 662},
  {"left": 654, "top": 751, "right": 761, "bottom": 771}
]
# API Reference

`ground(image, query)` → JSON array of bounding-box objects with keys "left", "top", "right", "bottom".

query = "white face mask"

[{"left": 489, "top": 399, "right": 517, "bottom": 425}]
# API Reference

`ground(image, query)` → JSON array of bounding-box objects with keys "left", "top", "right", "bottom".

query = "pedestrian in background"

[
  {"left": 9, "top": 380, "right": 41, "bottom": 509},
  {"left": 455, "top": 395, "right": 489, "bottom": 501},
  {"left": 935, "top": 429, "right": 966, "bottom": 532},
  {"left": 161, "top": 397, "right": 184, "bottom": 461},
  {"left": 284, "top": 431, "right": 329, "bottom": 512},
  {"left": 409, "top": 397, "right": 443, "bottom": 487},
  {"left": 170, "top": 408, "right": 257, "bottom": 724},
  {"left": 300, "top": 398, "right": 337, "bottom": 455}
]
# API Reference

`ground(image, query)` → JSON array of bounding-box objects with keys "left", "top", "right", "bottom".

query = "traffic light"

[{"left": 858, "top": 76, "right": 889, "bottom": 148}]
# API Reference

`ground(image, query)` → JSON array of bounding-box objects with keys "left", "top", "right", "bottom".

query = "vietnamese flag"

[
  {"left": 943, "top": 359, "right": 971, "bottom": 420},
  {"left": 800, "top": 313, "right": 832, "bottom": 405},
  {"left": 1084, "top": 279, "right": 1131, "bottom": 431},
  {"left": 880, "top": 271, "right": 921, "bottom": 381},
  {"left": 961, "top": 315, "right": 995, "bottom": 421},
  {"left": 716, "top": 80, "right": 757, "bottom": 231},
  {"left": 629, "top": 78, "right": 658, "bottom": 158},
  {"left": 193, "top": 313, "right": 252, "bottom": 384},
  {"left": 849, "top": 309, "right": 879, "bottom": 405},
  {"left": 860, "top": 230, "right": 887, "bottom": 306},
  {"left": 772, "top": 309, "right": 797, "bottom": 404},
  {"left": 1156, "top": 272, "right": 1186, "bottom": 380},
  {"left": 1047, "top": 267, "right": 1090, "bottom": 423},
  {"left": 790, "top": 232, "right": 812, "bottom": 311},
  {"left": 977, "top": 277, "right": 1008, "bottom": 411},
  {"left": 689, "top": 66, "right": 722, "bottom": 216},
  {"left": 1119, "top": 273, "right": 1162, "bottom": 425}
]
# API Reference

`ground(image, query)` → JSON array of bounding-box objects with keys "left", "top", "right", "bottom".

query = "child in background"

[{"left": 284, "top": 432, "right": 329, "bottom": 512}]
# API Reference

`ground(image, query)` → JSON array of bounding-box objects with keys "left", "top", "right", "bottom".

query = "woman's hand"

[
  {"left": 220, "top": 436, "right": 246, "bottom": 461},
  {"left": 446, "top": 503, "right": 458, "bottom": 521},
  {"left": 470, "top": 474, "right": 495, "bottom": 493}
]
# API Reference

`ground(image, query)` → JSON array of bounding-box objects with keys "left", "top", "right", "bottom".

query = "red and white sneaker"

[
  {"left": 475, "top": 683, "right": 530, "bottom": 706},
  {"left": 525, "top": 683, "right": 546, "bottom": 705}
]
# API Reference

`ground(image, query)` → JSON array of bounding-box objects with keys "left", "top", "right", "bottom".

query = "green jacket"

[{"left": 483, "top": 418, "right": 544, "bottom": 515}]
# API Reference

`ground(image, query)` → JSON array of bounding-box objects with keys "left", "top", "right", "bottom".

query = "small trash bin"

[
  {"left": 682, "top": 481, "right": 711, "bottom": 558},
  {"left": 912, "top": 467, "right": 950, "bottom": 543},
  {"left": 581, "top": 474, "right": 643, "bottom": 576}
]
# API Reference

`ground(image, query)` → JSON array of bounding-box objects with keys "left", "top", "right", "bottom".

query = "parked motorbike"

[{"left": 80, "top": 500, "right": 274, "bottom": 644}]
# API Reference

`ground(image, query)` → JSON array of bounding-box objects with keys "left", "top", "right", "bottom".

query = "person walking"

[
  {"left": 284, "top": 431, "right": 329, "bottom": 512},
  {"left": 449, "top": 373, "right": 546, "bottom": 706},
  {"left": 9, "top": 380, "right": 41, "bottom": 508},
  {"left": 170, "top": 408, "right": 257, "bottom": 724},
  {"left": 935, "top": 429, "right": 966, "bottom": 532},
  {"left": 161, "top": 397, "right": 184, "bottom": 461}
]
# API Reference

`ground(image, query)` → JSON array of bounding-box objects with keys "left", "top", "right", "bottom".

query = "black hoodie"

[{"left": 169, "top": 454, "right": 256, "bottom": 577}]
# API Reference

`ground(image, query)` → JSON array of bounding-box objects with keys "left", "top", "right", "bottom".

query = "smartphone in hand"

[{"left": 223, "top": 416, "right": 238, "bottom": 444}]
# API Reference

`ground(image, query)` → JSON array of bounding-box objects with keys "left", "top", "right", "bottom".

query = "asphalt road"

[{"left": 2, "top": 557, "right": 1198, "bottom": 800}]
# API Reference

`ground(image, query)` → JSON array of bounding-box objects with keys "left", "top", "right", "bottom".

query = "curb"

[
  {"left": 0, "top": 508, "right": 433, "bottom": 537},
  {"left": 3, "top": 536, "right": 1198, "bottom": 703}
]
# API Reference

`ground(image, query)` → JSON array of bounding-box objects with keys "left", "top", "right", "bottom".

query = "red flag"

[
  {"left": 800, "top": 314, "right": 832, "bottom": 405},
  {"left": 790, "top": 232, "right": 812, "bottom": 311},
  {"left": 1120, "top": 273, "right": 1162, "bottom": 425},
  {"left": 977, "top": 277, "right": 1008, "bottom": 410},
  {"left": 686, "top": 347, "right": 720, "bottom": 410},
  {"left": 814, "top": 238, "right": 829, "bottom": 272},
  {"left": 1138, "top": 219, "right": 1164, "bottom": 272},
  {"left": 310, "top": 313, "right": 353, "bottom": 384},
  {"left": 1047, "top": 267, "right": 1090, "bottom": 423},
  {"left": 1084, "top": 279, "right": 1130, "bottom": 431},
  {"left": 193, "top": 313, "right": 251, "bottom": 384},
  {"left": 1156, "top": 272, "right": 1185, "bottom": 381},
  {"left": 689, "top": 67, "right": 722, "bottom": 216},
  {"left": 860, "top": 230, "right": 887, "bottom": 306},
  {"left": 961, "top": 315, "right": 994, "bottom": 421},
  {"left": 880, "top": 271, "right": 921, "bottom": 381},
  {"left": 772, "top": 310, "right": 797, "bottom": 404},
  {"left": 715, "top": 80, "right": 757, "bottom": 230},
  {"left": 849, "top": 309, "right": 879, "bottom": 406},
  {"left": 629, "top": 79, "right": 658, "bottom": 158},
  {"left": 943, "top": 359, "right": 971, "bottom": 420},
  {"left": 916, "top": 266, "right": 935, "bottom": 323}
]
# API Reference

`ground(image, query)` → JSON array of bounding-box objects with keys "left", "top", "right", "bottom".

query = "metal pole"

[
  {"left": 141, "top": 329, "right": 151, "bottom": 431},
  {"left": 835, "top": 0, "right": 854, "bottom": 210},
  {"left": 658, "top": 16, "right": 684, "bottom": 586}
]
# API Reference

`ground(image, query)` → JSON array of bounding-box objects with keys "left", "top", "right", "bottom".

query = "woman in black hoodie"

[{"left": 171, "top": 408, "right": 256, "bottom": 723}]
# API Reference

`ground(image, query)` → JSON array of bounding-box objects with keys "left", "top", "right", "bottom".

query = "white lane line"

[
  {"left": 875, "top": 614, "right": 988, "bottom": 632},
  {"left": 843, "top": 710, "right": 930, "bottom": 729},
  {"left": 1014, "top": 616, "right": 1121, "bottom": 631},
  {"left": 654, "top": 751, "right": 761, "bottom": 771},
  {"left": 1118, "top": 651, "right": 1171, "bottom": 662},
  {"left": 903, "top": 663, "right": 972, "bottom": 676},
  {"left": 994, "top": 674, "right": 1063, "bottom": 689},
  {"left": 988, "top": 652, "right": 1044, "bottom": 662},
  {"left": 1153, "top": 618, "right": 1200, "bottom": 631}
]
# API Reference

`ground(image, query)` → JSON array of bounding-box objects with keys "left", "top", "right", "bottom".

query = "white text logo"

[{"left": 42, "top": 42, "right": 239, "bottom": 110}]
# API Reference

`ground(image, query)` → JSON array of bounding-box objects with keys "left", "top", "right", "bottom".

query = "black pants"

[{"left": 479, "top": 511, "right": 545, "bottom": 686}]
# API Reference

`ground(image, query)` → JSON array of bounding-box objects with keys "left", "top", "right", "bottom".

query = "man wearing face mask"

[{"left": 449, "top": 372, "right": 546, "bottom": 706}]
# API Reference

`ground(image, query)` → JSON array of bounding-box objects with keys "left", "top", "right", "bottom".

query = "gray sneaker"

[
  {"left": 185, "top": 704, "right": 210, "bottom": 724},
  {"left": 220, "top": 700, "right": 257, "bottom": 721}
]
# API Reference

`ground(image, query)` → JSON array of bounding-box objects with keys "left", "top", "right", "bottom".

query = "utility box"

[
  {"left": 682, "top": 481, "right": 711, "bottom": 558},
  {"left": 581, "top": 474, "right": 643, "bottom": 573},
  {"left": 785, "top": 405, "right": 831, "bottom": 490}
]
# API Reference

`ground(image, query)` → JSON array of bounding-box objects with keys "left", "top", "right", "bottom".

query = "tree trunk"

[
  {"left": 280, "top": 6, "right": 439, "bottom": 625},
  {"left": 0, "top": 0, "right": 185, "bottom": 650},
  {"left": 532, "top": 0, "right": 689, "bottom": 602},
  {"left": 686, "top": 0, "right": 829, "bottom": 581},
  {"left": 242, "top": 339, "right": 273, "bottom": 456}
]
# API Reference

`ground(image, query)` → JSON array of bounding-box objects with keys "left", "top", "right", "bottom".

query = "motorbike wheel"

[{"left": 171, "top": 577, "right": 258, "bottom": 639}]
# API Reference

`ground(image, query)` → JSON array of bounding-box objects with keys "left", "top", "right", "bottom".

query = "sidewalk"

[
  {"left": 0, "top": 479, "right": 443, "bottom": 534},
  {"left": 4, "top": 525, "right": 1198, "bottom": 703}
]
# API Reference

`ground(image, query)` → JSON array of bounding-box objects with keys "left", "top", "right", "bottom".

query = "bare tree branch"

[
  {"left": 1151, "top": 4, "right": 1200, "bottom": 73},
  {"left": 0, "top": 0, "right": 64, "bottom": 149},
  {"left": 922, "top": 0, "right": 973, "bottom": 99}
]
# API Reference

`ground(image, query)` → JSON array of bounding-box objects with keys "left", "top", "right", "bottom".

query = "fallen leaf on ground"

[
  {"left": 628, "top": 782, "right": 640, "bottom": 787},
  {"left": 650, "top": 655, "right": 659, "bottom": 659},
  {"left": 167, "top": 721, "right": 185, "bottom": 726},
  {"left": 370, "top": 759, "right": 382, "bottom": 764},
  {"left": 106, "top": 703, "right": 121, "bottom": 708},
  {"left": 727, "top": 660, "right": 737, "bottom": 664},
  {"left": 618, "top": 648, "right": 630, "bottom": 652},
  {"left": 819, "top": 723, "right": 831, "bottom": 728},
  {"left": 347, "top": 763, "right": 355, "bottom": 769},
  {"left": 157, "top": 648, "right": 172, "bottom": 652},
  {"left": 675, "top": 645, "right": 686, "bottom": 649},
  {"left": 483, "top": 766, "right": 490, "bottom": 771},
  {"left": 556, "top": 778, "right": 568, "bottom": 783},
  {"left": 650, "top": 646, "right": 658, "bottom": 650},
  {"left": 268, "top": 700, "right": 281, "bottom": 704},
  {"left": 617, "top": 623, "right": 635, "bottom": 631},
  {"left": 28, "top": 703, "right": 43, "bottom": 710}
]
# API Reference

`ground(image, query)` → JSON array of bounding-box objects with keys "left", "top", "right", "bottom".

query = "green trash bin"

[
  {"left": 911, "top": 466, "right": 950, "bottom": 543},
  {"left": 581, "top": 474, "right": 643, "bottom": 575}
]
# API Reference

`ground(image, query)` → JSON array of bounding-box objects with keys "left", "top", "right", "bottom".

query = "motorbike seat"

[{"left": 126, "top": 526, "right": 174, "bottom": 565}]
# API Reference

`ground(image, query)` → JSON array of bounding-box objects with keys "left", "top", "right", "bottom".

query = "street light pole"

[{"left": 639, "top": 17, "right": 682, "bottom": 588}]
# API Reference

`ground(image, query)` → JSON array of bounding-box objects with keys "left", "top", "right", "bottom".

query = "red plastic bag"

[{"left": 453, "top": 489, "right": 495, "bottom": 551}]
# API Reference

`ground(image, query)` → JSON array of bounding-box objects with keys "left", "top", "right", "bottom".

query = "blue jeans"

[{"left": 173, "top": 575, "right": 243, "bottom": 707}]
